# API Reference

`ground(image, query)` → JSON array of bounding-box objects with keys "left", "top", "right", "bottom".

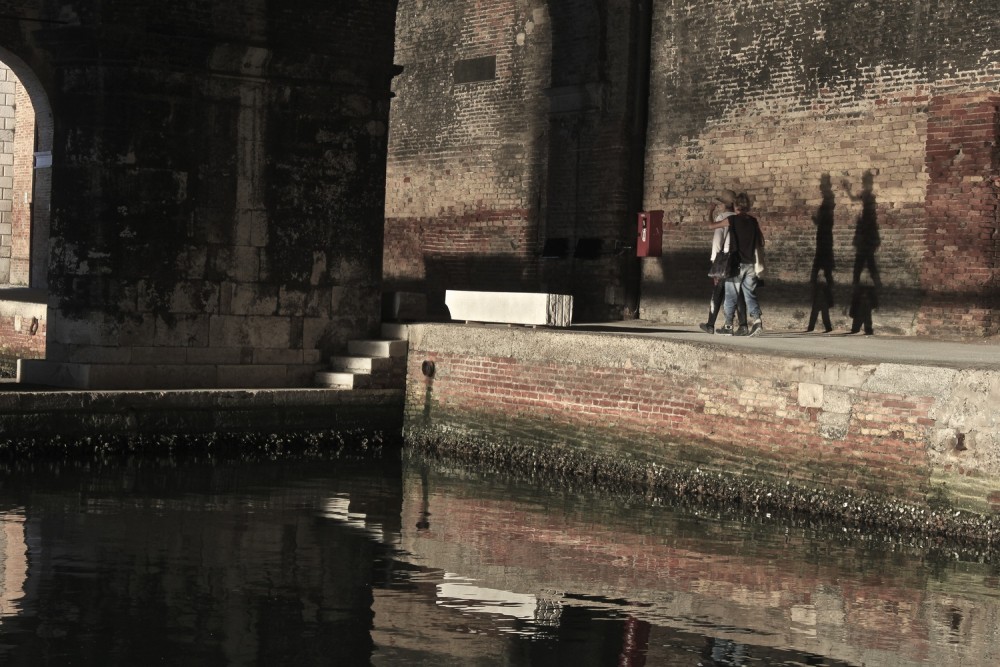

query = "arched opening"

[{"left": 0, "top": 46, "right": 52, "bottom": 370}]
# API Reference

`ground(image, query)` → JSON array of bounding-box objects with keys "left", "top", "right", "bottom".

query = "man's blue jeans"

[{"left": 724, "top": 263, "right": 761, "bottom": 325}]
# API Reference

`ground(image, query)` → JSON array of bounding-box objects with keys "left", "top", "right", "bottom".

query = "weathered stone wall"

[
  {"left": 403, "top": 323, "right": 1000, "bottom": 514},
  {"left": 385, "top": 0, "right": 649, "bottom": 322},
  {"left": 0, "top": 386, "right": 403, "bottom": 438},
  {"left": 642, "top": 0, "right": 1000, "bottom": 336},
  {"left": 0, "top": 1, "right": 401, "bottom": 388}
]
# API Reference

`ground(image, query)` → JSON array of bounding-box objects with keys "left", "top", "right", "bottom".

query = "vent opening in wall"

[{"left": 454, "top": 55, "right": 496, "bottom": 84}]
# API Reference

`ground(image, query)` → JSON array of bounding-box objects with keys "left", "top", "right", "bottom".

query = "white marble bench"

[{"left": 445, "top": 290, "right": 573, "bottom": 327}]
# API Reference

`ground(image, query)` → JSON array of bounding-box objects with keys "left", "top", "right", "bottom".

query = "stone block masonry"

[
  {"left": 403, "top": 323, "right": 1000, "bottom": 514},
  {"left": 2, "top": 1, "right": 401, "bottom": 389}
]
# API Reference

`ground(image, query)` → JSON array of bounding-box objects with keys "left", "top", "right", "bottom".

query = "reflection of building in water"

[
  {"left": 394, "top": 467, "right": 1000, "bottom": 667},
  {"left": 0, "top": 512, "right": 26, "bottom": 618},
  {"left": 436, "top": 573, "right": 562, "bottom": 628},
  {"left": 321, "top": 494, "right": 399, "bottom": 545},
  {"left": 0, "top": 464, "right": 405, "bottom": 664}
]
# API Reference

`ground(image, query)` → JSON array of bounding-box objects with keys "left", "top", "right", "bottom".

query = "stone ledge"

[
  {"left": 0, "top": 386, "right": 404, "bottom": 438},
  {"left": 16, "top": 360, "right": 328, "bottom": 390}
]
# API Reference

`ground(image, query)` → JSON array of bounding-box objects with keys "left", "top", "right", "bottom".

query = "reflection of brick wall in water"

[{"left": 402, "top": 474, "right": 1000, "bottom": 666}]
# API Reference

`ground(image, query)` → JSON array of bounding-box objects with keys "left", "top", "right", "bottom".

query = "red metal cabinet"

[{"left": 636, "top": 210, "right": 663, "bottom": 257}]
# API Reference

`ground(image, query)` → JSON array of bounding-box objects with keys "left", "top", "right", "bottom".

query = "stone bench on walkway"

[{"left": 445, "top": 290, "right": 573, "bottom": 327}]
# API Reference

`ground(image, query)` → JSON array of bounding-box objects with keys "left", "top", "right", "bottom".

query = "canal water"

[{"left": 0, "top": 445, "right": 997, "bottom": 666}]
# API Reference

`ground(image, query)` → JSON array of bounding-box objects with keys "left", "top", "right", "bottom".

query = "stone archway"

[{"left": 4, "top": 1, "right": 401, "bottom": 389}]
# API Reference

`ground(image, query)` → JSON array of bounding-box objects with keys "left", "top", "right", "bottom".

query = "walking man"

[{"left": 721, "top": 192, "right": 765, "bottom": 336}]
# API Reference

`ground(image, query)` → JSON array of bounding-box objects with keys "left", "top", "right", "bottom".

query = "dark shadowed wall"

[{"left": 1, "top": 0, "right": 400, "bottom": 388}]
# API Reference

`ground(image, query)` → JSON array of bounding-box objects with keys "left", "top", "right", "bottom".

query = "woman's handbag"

[{"left": 708, "top": 230, "right": 737, "bottom": 279}]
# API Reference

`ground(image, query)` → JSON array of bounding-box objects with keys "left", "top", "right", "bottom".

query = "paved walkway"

[{"left": 571, "top": 321, "right": 1000, "bottom": 370}]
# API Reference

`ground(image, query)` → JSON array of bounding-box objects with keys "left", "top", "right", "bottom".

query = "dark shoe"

[
  {"left": 749, "top": 319, "right": 763, "bottom": 336},
  {"left": 734, "top": 325, "right": 749, "bottom": 336},
  {"left": 718, "top": 324, "right": 734, "bottom": 336},
  {"left": 699, "top": 323, "right": 715, "bottom": 334}
]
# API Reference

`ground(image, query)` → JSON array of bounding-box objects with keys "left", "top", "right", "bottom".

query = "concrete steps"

[{"left": 314, "top": 324, "right": 409, "bottom": 390}]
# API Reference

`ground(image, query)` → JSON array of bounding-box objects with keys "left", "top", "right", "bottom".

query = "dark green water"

[{"left": 0, "top": 447, "right": 996, "bottom": 666}]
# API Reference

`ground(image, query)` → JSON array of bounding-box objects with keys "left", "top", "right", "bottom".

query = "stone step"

[
  {"left": 329, "top": 355, "right": 393, "bottom": 373},
  {"left": 314, "top": 371, "right": 374, "bottom": 390},
  {"left": 347, "top": 338, "right": 408, "bottom": 358}
]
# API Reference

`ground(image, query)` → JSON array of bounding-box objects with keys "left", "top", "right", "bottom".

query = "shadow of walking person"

[
  {"left": 849, "top": 283, "right": 877, "bottom": 335},
  {"left": 807, "top": 173, "right": 836, "bottom": 332},
  {"left": 844, "top": 169, "right": 882, "bottom": 334}
]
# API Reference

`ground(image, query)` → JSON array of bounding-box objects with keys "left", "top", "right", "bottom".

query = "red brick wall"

[
  {"left": 918, "top": 93, "right": 1000, "bottom": 336},
  {"left": 389, "top": 1, "right": 1000, "bottom": 335},
  {"left": 401, "top": 324, "right": 1000, "bottom": 513},
  {"left": 407, "top": 348, "right": 935, "bottom": 501}
]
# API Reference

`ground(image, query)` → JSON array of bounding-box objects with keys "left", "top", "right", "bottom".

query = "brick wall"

[
  {"left": 918, "top": 93, "right": 1000, "bottom": 336},
  {"left": 386, "top": 0, "right": 648, "bottom": 321},
  {"left": 0, "top": 61, "right": 14, "bottom": 284},
  {"left": 404, "top": 324, "right": 1000, "bottom": 513},
  {"left": 9, "top": 69, "right": 35, "bottom": 287},
  {"left": 389, "top": 0, "right": 999, "bottom": 335},
  {"left": 641, "top": 0, "right": 1000, "bottom": 336}
]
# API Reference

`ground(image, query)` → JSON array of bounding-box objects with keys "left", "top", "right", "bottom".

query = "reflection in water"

[
  {"left": 0, "top": 452, "right": 997, "bottom": 665},
  {"left": 0, "top": 511, "right": 26, "bottom": 619},
  {"left": 436, "top": 573, "right": 557, "bottom": 626}
]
